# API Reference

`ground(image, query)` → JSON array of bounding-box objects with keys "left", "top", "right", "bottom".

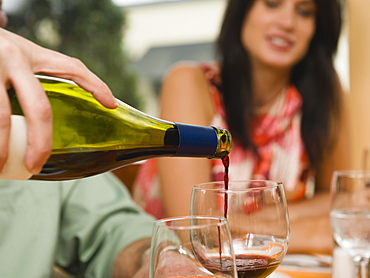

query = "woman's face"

[{"left": 241, "top": 0, "right": 316, "bottom": 71}]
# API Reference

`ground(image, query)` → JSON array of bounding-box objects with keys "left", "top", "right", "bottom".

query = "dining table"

[
  {"left": 275, "top": 269, "right": 330, "bottom": 278},
  {"left": 53, "top": 253, "right": 334, "bottom": 278}
]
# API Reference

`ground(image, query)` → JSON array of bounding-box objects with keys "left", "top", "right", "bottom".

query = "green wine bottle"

[{"left": 6, "top": 75, "right": 232, "bottom": 181}]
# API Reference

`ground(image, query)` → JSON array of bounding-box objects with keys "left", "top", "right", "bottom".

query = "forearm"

[
  {"left": 158, "top": 157, "right": 212, "bottom": 217},
  {"left": 113, "top": 238, "right": 151, "bottom": 278},
  {"left": 287, "top": 193, "right": 333, "bottom": 254},
  {"left": 287, "top": 192, "right": 330, "bottom": 222},
  {"left": 288, "top": 214, "right": 333, "bottom": 254}
]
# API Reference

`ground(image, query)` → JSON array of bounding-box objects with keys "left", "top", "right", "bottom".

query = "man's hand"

[{"left": 0, "top": 27, "right": 117, "bottom": 175}]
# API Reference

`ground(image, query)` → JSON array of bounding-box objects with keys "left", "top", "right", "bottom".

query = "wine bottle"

[{"left": 5, "top": 75, "right": 232, "bottom": 181}]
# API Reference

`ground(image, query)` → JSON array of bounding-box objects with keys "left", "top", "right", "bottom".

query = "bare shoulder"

[
  {"left": 163, "top": 62, "right": 209, "bottom": 85},
  {"left": 159, "top": 62, "right": 215, "bottom": 125}
]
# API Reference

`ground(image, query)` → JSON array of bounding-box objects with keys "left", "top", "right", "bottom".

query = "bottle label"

[
  {"left": 0, "top": 115, "right": 32, "bottom": 180},
  {"left": 175, "top": 123, "right": 217, "bottom": 158}
]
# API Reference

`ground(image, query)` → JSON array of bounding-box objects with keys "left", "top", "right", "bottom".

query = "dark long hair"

[{"left": 216, "top": 0, "right": 343, "bottom": 169}]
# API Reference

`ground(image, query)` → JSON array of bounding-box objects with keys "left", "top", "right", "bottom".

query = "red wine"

[
  {"left": 221, "top": 156, "right": 230, "bottom": 217},
  {"left": 234, "top": 254, "right": 279, "bottom": 278},
  {"left": 222, "top": 155, "right": 230, "bottom": 189},
  {"left": 200, "top": 254, "right": 280, "bottom": 278}
]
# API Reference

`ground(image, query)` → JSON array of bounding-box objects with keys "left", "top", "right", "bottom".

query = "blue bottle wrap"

[{"left": 175, "top": 123, "right": 218, "bottom": 158}]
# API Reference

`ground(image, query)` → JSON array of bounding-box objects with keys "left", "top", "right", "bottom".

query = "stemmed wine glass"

[
  {"left": 149, "top": 215, "right": 238, "bottom": 278},
  {"left": 330, "top": 170, "right": 370, "bottom": 278},
  {"left": 190, "top": 180, "right": 290, "bottom": 278}
]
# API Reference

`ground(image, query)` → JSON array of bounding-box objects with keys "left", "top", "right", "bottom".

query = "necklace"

[{"left": 255, "top": 86, "right": 287, "bottom": 114}]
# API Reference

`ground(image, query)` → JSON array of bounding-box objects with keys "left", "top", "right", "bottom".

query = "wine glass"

[
  {"left": 149, "top": 215, "right": 238, "bottom": 278},
  {"left": 190, "top": 181, "right": 290, "bottom": 278},
  {"left": 330, "top": 170, "right": 370, "bottom": 278}
]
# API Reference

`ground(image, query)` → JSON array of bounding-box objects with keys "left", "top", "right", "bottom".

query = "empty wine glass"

[
  {"left": 330, "top": 170, "right": 370, "bottom": 278},
  {"left": 190, "top": 181, "right": 290, "bottom": 278},
  {"left": 149, "top": 215, "right": 238, "bottom": 278}
]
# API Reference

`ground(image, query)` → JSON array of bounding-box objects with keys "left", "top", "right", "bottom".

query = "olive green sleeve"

[{"left": 55, "top": 173, "right": 155, "bottom": 277}]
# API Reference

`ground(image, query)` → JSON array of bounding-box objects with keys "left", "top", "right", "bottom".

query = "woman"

[{"left": 133, "top": 0, "right": 349, "bottom": 253}]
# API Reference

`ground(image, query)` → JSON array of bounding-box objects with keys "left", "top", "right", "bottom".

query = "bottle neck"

[{"left": 173, "top": 123, "right": 219, "bottom": 158}]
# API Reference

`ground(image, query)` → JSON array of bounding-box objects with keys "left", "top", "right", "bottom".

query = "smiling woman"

[{"left": 131, "top": 0, "right": 350, "bottom": 254}]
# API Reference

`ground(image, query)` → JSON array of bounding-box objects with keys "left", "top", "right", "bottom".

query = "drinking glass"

[
  {"left": 149, "top": 216, "right": 238, "bottom": 278},
  {"left": 330, "top": 170, "right": 370, "bottom": 278},
  {"left": 190, "top": 181, "right": 290, "bottom": 278}
]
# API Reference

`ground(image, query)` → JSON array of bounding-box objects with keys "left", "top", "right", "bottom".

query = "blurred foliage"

[{"left": 6, "top": 0, "right": 142, "bottom": 108}]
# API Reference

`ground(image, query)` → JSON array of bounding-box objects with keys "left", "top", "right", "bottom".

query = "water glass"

[
  {"left": 330, "top": 170, "right": 370, "bottom": 278},
  {"left": 149, "top": 216, "right": 237, "bottom": 278}
]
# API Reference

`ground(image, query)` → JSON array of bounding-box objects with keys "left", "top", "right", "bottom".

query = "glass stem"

[{"left": 354, "top": 256, "right": 369, "bottom": 278}]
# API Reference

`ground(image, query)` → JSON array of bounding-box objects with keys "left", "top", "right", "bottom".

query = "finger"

[
  {"left": 0, "top": 86, "right": 11, "bottom": 172},
  {"left": 11, "top": 72, "right": 52, "bottom": 174},
  {"left": 0, "top": 0, "right": 8, "bottom": 28},
  {"left": 0, "top": 10, "right": 7, "bottom": 28},
  {"left": 32, "top": 48, "right": 118, "bottom": 109}
]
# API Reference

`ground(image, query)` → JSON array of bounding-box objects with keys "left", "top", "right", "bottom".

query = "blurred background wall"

[
  {"left": 347, "top": 0, "right": 370, "bottom": 169},
  {"left": 122, "top": 0, "right": 227, "bottom": 116}
]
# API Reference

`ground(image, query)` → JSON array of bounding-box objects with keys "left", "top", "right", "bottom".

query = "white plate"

[
  {"left": 278, "top": 253, "right": 332, "bottom": 273},
  {"left": 267, "top": 272, "right": 291, "bottom": 278}
]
